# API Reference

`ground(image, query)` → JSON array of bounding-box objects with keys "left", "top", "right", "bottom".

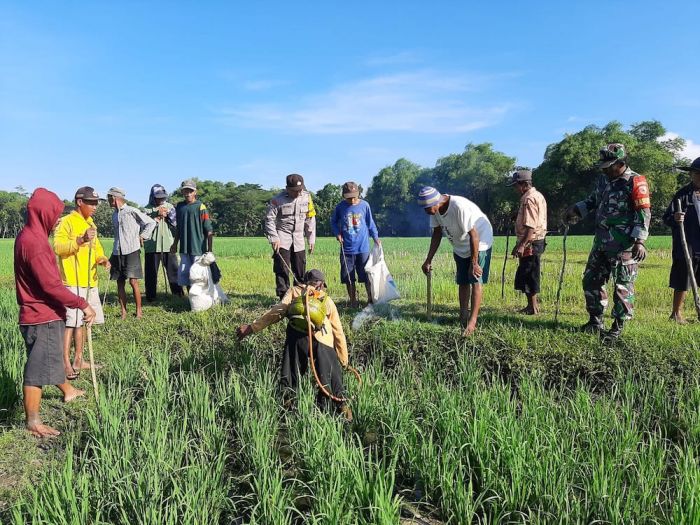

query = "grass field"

[{"left": 2, "top": 235, "right": 700, "bottom": 524}]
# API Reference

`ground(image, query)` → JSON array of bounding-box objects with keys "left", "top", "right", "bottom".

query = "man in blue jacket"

[
  {"left": 331, "top": 182, "right": 380, "bottom": 307},
  {"left": 663, "top": 157, "right": 700, "bottom": 324}
]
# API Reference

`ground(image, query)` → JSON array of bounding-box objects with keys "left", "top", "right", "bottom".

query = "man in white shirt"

[{"left": 418, "top": 186, "right": 493, "bottom": 336}]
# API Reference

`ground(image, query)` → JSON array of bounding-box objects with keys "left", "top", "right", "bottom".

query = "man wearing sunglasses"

[{"left": 564, "top": 143, "right": 651, "bottom": 340}]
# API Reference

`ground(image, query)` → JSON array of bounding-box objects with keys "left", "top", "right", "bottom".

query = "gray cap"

[
  {"left": 180, "top": 179, "right": 197, "bottom": 191},
  {"left": 506, "top": 169, "right": 533, "bottom": 186},
  {"left": 106, "top": 187, "right": 126, "bottom": 199}
]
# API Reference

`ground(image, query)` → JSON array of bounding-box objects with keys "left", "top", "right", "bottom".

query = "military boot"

[
  {"left": 602, "top": 318, "right": 624, "bottom": 342},
  {"left": 580, "top": 315, "right": 604, "bottom": 334}
]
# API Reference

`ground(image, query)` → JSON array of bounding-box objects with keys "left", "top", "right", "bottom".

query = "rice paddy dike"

[{"left": 2, "top": 236, "right": 700, "bottom": 524}]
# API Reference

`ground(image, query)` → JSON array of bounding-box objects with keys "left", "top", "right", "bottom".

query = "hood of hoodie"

[{"left": 26, "top": 188, "right": 65, "bottom": 236}]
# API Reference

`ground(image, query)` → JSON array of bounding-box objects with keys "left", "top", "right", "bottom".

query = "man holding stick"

[
  {"left": 16, "top": 188, "right": 96, "bottom": 437},
  {"left": 54, "top": 186, "right": 110, "bottom": 379},
  {"left": 507, "top": 169, "right": 547, "bottom": 315},
  {"left": 265, "top": 174, "right": 317, "bottom": 299},
  {"left": 663, "top": 157, "right": 700, "bottom": 323},
  {"left": 418, "top": 186, "right": 493, "bottom": 336},
  {"left": 564, "top": 143, "right": 651, "bottom": 339}
]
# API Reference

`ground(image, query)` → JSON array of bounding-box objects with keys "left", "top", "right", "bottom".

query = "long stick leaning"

[
  {"left": 501, "top": 226, "right": 510, "bottom": 299},
  {"left": 676, "top": 199, "right": 700, "bottom": 320},
  {"left": 86, "top": 240, "right": 99, "bottom": 401},
  {"left": 554, "top": 224, "right": 569, "bottom": 324}
]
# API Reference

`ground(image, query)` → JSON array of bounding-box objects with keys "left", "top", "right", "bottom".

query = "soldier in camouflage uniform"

[
  {"left": 265, "top": 174, "right": 317, "bottom": 299},
  {"left": 564, "top": 143, "right": 651, "bottom": 339}
]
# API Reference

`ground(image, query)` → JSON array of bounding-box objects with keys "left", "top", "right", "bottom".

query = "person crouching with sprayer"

[{"left": 236, "top": 269, "right": 354, "bottom": 421}]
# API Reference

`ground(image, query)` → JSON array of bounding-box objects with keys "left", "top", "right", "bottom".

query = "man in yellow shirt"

[{"left": 53, "top": 187, "right": 111, "bottom": 379}]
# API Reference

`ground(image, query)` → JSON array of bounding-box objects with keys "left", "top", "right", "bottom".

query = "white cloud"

[
  {"left": 660, "top": 132, "right": 700, "bottom": 160},
  {"left": 218, "top": 71, "right": 511, "bottom": 134}
]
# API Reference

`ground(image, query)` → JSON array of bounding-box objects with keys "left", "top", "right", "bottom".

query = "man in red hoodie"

[{"left": 15, "top": 188, "right": 96, "bottom": 438}]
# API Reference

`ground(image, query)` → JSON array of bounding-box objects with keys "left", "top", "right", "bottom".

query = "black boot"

[
  {"left": 580, "top": 315, "right": 604, "bottom": 333},
  {"left": 602, "top": 319, "right": 624, "bottom": 341}
]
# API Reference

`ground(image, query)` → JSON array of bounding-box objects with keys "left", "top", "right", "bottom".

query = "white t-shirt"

[{"left": 429, "top": 195, "right": 493, "bottom": 258}]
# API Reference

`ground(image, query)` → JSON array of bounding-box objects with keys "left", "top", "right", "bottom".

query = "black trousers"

[
  {"left": 274, "top": 248, "right": 306, "bottom": 299},
  {"left": 514, "top": 240, "right": 546, "bottom": 294},
  {"left": 144, "top": 252, "right": 183, "bottom": 299},
  {"left": 281, "top": 325, "right": 345, "bottom": 410}
]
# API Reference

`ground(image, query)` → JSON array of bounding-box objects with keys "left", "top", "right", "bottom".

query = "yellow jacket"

[
  {"left": 251, "top": 285, "right": 348, "bottom": 366},
  {"left": 53, "top": 211, "right": 107, "bottom": 287}
]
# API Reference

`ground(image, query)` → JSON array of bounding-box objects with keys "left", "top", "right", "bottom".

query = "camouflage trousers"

[{"left": 582, "top": 250, "right": 638, "bottom": 321}]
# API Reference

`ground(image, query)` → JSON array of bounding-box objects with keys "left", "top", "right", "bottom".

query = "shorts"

[
  {"left": 64, "top": 286, "right": 105, "bottom": 327},
  {"left": 669, "top": 255, "right": 700, "bottom": 291},
  {"left": 177, "top": 254, "right": 201, "bottom": 286},
  {"left": 340, "top": 252, "right": 370, "bottom": 284},
  {"left": 110, "top": 251, "right": 143, "bottom": 280},
  {"left": 20, "top": 320, "right": 66, "bottom": 387},
  {"left": 454, "top": 248, "right": 492, "bottom": 285}
]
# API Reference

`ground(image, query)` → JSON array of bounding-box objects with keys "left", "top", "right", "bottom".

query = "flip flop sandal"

[{"left": 66, "top": 368, "right": 79, "bottom": 381}]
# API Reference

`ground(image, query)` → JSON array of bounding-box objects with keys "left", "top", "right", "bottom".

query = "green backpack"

[{"left": 288, "top": 289, "right": 328, "bottom": 334}]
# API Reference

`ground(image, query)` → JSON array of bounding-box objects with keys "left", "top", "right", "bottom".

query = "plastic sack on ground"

[
  {"left": 364, "top": 244, "right": 400, "bottom": 304},
  {"left": 189, "top": 252, "right": 229, "bottom": 312}
]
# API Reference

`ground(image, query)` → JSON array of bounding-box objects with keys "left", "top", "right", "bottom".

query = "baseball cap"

[
  {"left": 342, "top": 181, "right": 360, "bottom": 198},
  {"left": 180, "top": 179, "right": 197, "bottom": 191},
  {"left": 106, "top": 187, "right": 126, "bottom": 199},
  {"left": 152, "top": 184, "right": 168, "bottom": 198},
  {"left": 304, "top": 269, "right": 327, "bottom": 287},
  {"left": 506, "top": 169, "right": 533, "bottom": 186},
  {"left": 677, "top": 157, "right": 700, "bottom": 173},
  {"left": 74, "top": 186, "right": 101, "bottom": 201},
  {"left": 417, "top": 186, "right": 442, "bottom": 208},
  {"left": 286, "top": 174, "right": 305, "bottom": 189},
  {"left": 597, "top": 143, "right": 627, "bottom": 169}
]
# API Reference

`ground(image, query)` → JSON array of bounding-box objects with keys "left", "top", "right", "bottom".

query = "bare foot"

[
  {"left": 26, "top": 421, "right": 60, "bottom": 438},
  {"left": 63, "top": 388, "right": 86, "bottom": 403},
  {"left": 135, "top": 310, "right": 143, "bottom": 319},
  {"left": 73, "top": 360, "right": 102, "bottom": 371},
  {"left": 670, "top": 313, "right": 688, "bottom": 325},
  {"left": 518, "top": 307, "right": 540, "bottom": 315},
  {"left": 462, "top": 321, "right": 477, "bottom": 337},
  {"left": 459, "top": 310, "right": 470, "bottom": 328},
  {"left": 120, "top": 310, "right": 127, "bottom": 320}
]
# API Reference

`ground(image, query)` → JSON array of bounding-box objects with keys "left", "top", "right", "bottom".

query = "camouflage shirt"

[{"left": 575, "top": 167, "right": 651, "bottom": 254}]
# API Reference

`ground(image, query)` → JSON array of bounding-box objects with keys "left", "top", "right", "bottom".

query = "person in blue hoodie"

[{"left": 331, "top": 181, "right": 380, "bottom": 307}]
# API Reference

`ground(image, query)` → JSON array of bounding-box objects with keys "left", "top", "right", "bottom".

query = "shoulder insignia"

[{"left": 631, "top": 175, "right": 651, "bottom": 210}]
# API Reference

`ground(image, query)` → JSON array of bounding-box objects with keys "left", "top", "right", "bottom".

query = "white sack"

[
  {"left": 364, "top": 244, "right": 400, "bottom": 304},
  {"left": 189, "top": 252, "right": 229, "bottom": 312}
]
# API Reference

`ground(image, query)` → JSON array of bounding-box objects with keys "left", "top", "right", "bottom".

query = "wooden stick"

[
  {"left": 86, "top": 325, "right": 99, "bottom": 401},
  {"left": 676, "top": 199, "right": 700, "bottom": 320},
  {"left": 554, "top": 224, "right": 569, "bottom": 324},
  {"left": 501, "top": 227, "right": 510, "bottom": 299},
  {"left": 426, "top": 270, "right": 433, "bottom": 321}
]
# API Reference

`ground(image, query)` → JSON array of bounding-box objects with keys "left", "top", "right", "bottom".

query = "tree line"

[{"left": 0, "top": 120, "right": 691, "bottom": 238}]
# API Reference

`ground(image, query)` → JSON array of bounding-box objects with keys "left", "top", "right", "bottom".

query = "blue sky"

[{"left": 2, "top": 1, "right": 699, "bottom": 204}]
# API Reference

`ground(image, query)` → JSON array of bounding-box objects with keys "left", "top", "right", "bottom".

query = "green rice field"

[{"left": 2, "top": 235, "right": 700, "bottom": 524}]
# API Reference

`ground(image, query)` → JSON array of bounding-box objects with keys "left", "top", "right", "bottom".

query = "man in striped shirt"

[{"left": 107, "top": 187, "right": 156, "bottom": 319}]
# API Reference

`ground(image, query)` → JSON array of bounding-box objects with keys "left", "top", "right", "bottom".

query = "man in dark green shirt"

[{"left": 170, "top": 180, "right": 214, "bottom": 287}]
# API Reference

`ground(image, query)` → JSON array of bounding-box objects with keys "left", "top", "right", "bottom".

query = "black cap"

[
  {"left": 286, "top": 174, "right": 305, "bottom": 189},
  {"left": 74, "top": 186, "right": 101, "bottom": 201},
  {"left": 506, "top": 169, "right": 533, "bottom": 186},
  {"left": 677, "top": 157, "right": 700, "bottom": 173},
  {"left": 304, "top": 269, "right": 326, "bottom": 287}
]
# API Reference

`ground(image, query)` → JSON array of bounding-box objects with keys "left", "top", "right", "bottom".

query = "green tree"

[
  {"left": 366, "top": 158, "right": 426, "bottom": 236},
  {"left": 535, "top": 120, "right": 685, "bottom": 233},
  {"left": 421, "top": 143, "right": 516, "bottom": 233},
  {"left": 312, "top": 183, "right": 342, "bottom": 236}
]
